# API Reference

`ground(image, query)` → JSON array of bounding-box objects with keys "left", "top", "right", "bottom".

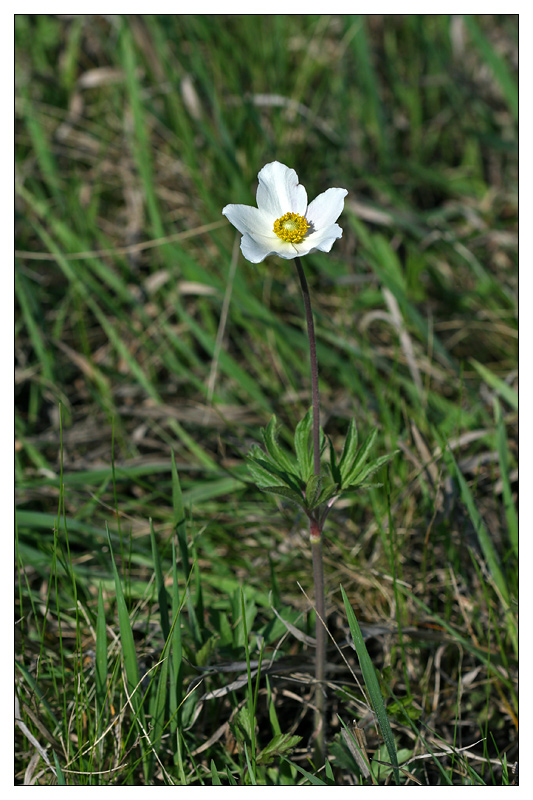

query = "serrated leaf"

[
  {"left": 256, "top": 733, "right": 302, "bottom": 765},
  {"left": 342, "top": 428, "right": 378, "bottom": 485},
  {"left": 305, "top": 476, "right": 339, "bottom": 511},
  {"left": 346, "top": 451, "right": 397, "bottom": 488},
  {"left": 338, "top": 418, "right": 359, "bottom": 479},
  {"left": 195, "top": 634, "right": 218, "bottom": 668},
  {"left": 328, "top": 435, "right": 342, "bottom": 484},
  {"left": 262, "top": 416, "right": 298, "bottom": 474},
  {"left": 247, "top": 453, "right": 301, "bottom": 493},
  {"left": 230, "top": 705, "right": 253, "bottom": 746},
  {"left": 260, "top": 485, "right": 307, "bottom": 510},
  {"left": 340, "top": 482, "right": 383, "bottom": 494},
  {"left": 315, "top": 481, "right": 340, "bottom": 508},
  {"left": 305, "top": 474, "right": 322, "bottom": 508},
  {"left": 294, "top": 409, "right": 313, "bottom": 482},
  {"left": 246, "top": 455, "right": 284, "bottom": 489}
]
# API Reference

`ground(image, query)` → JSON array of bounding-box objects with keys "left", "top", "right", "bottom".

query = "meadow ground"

[{"left": 15, "top": 14, "right": 517, "bottom": 785}]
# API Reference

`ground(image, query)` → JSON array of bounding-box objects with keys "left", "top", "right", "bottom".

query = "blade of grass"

[
  {"left": 471, "top": 359, "right": 518, "bottom": 411},
  {"left": 493, "top": 399, "right": 518, "bottom": 559},
  {"left": 119, "top": 24, "right": 165, "bottom": 241},
  {"left": 95, "top": 584, "right": 108, "bottom": 734},
  {"left": 149, "top": 519, "right": 170, "bottom": 641},
  {"left": 105, "top": 523, "right": 149, "bottom": 778},
  {"left": 441, "top": 445, "right": 509, "bottom": 605},
  {"left": 463, "top": 15, "right": 518, "bottom": 121},
  {"left": 53, "top": 752, "right": 67, "bottom": 785},
  {"left": 341, "top": 585, "right": 400, "bottom": 785},
  {"left": 348, "top": 15, "right": 388, "bottom": 162},
  {"left": 171, "top": 452, "right": 190, "bottom": 577}
]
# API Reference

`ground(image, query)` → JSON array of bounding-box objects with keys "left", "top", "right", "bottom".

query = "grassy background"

[{"left": 15, "top": 14, "right": 517, "bottom": 786}]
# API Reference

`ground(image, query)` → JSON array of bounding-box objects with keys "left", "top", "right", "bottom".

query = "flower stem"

[
  {"left": 294, "top": 257, "right": 326, "bottom": 765},
  {"left": 294, "top": 259, "right": 321, "bottom": 476}
]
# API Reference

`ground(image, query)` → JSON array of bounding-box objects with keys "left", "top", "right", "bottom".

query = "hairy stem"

[{"left": 295, "top": 257, "right": 326, "bottom": 764}]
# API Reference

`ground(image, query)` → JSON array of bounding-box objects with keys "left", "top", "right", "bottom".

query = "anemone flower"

[{"left": 222, "top": 161, "right": 347, "bottom": 263}]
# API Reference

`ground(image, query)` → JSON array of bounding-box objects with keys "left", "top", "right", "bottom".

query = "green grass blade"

[
  {"left": 281, "top": 757, "right": 327, "bottom": 785},
  {"left": 95, "top": 584, "right": 108, "bottom": 728},
  {"left": 494, "top": 399, "right": 518, "bottom": 559},
  {"left": 150, "top": 650, "right": 170, "bottom": 774},
  {"left": 171, "top": 451, "right": 190, "bottom": 576},
  {"left": 470, "top": 359, "right": 518, "bottom": 411},
  {"left": 15, "top": 269, "right": 55, "bottom": 384},
  {"left": 169, "top": 542, "right": 185, "bottom": 777},
  {"left": 211, "top": 761, "right": 223, "bottom": 785},
  {"left": 348, "top": 16, "right": 388, "bottom": 161},
  {"left": 119, "top": 24, "right": 165, "bottom": 240},
  {"left": 442, "top": 446, "right": 509, "bottom": 604},
  {"left": 149, "top": 519, "right": 170, "bottom": 641},
  {"left": 463, "top": 15, "right": 518, "bottom": 121},
  {"left": 53, "top": 752, "right": 67, "bottom": 785},
  {"left": 105, "top": 526, "right": 142, "bottom": 704},
  {"left": 240, "top": 588, "right": 257, "bottom": 765},
  {"left": 341, "top": 585, "right": 400, "bottom": 784}
]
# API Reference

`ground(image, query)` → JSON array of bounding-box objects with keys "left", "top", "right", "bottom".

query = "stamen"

[{"left": 273, "top": 212, "right": 309, "bottom": 244}]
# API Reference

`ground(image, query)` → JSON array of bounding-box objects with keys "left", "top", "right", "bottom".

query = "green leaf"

[
  {"left": 294, "top": 409, "right": 313, "bottom": 482},
  {"left": 341, "top": 482, "right": 383, "bottom": 493},
  {"left": 231, "top": 705, "right": 253, "bottom": 746},
  {"left": 246, "top": 448, "right": 283, "bottom": 488},
  {"left": 171, "top": 451, "right": 189, "bottom": 577},
  {"left": 106, "top": 526, "right": 141, "bottom": 697},
  {"left": 281, "top": 757, "right": 328, "bottom": 785},
  {"left": 328, "top": 435, "right": 342, "bottom": 484},
  {"left": 106, "top": 524, "right": 149, "bottom": 778},
  {"left": 470, "top": 359, "right": 518, "bottom": 411},
  {"left": 262, "top": 416, "right": 297, "bottom": 474},
  {"left": 494, "top": 398, "right": 518, "bottom": 559},
  {"left": 348, "top": 451, "right": 398, "bottom": 487},
  {"left": 308, "top": 476, "right": 339, "bottom": 511},
  {"left": 211, "top": 761, "right": 223, "bottom": 786},
  {"left": 247, "top": 452, "right": 301, "bottom": 492},
  {"left": 53, "top": 752, "right": 67, "bottom": 785},
  {"left": 257, "top": 733, "right": 302, "bottom": 765},
  {"left": 316, "top": 482, "right": 340, "bottom": 508},
  {"left": 194, "top": 634, "right": 218, "bottom": 668},
  {"left": 341, "top": 586, "right": 400, "bottom": 785},
  {"left": 95, "top": 584, "right": 108, "bottom": 725},
  {"left": 151, "top": 652, "right": 170, "bottom": 767},
  {"left": 150, "top": 518, "right": 170, "bottom": 641},
  {"left": 305, "top": 474, "right": 323, "bottom": 509},
  {"left": 442, "top": 446, "right": 509, "bottom": 605},
  {"left": 260, "top": 485, "right": 307, "bottom": 510},
  {"left": 463, "top": 15, "right": 518, "bottom": 121},
  {"left": 338, "top": 418, "right": 359, "bottom": 479},
  {"left": 342, "top": 428, "right": 378, "bottom": 485}
]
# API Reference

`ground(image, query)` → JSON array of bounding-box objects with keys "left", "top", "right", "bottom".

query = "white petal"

[
  {"left": 256, "top": 162, "right": 308, "bottom": 217},
  {"left": 222, "top": 203, "right": 272, "bottom": 237},
  {"left": 239, "top": 232, "right": 297, "bottom": 264},
  {"left": 304, "top": 223, "right": 344, "bottom": 253},
  {"left": 239, "top": 234, "right": 273, "bottom": 263},
  {"left": 306, "top": 188, "right": 348, "bottom": 231}
]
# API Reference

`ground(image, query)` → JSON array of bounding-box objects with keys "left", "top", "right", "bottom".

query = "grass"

[{"left": 15, "top": 13, "right": 517, "bottom": 786}]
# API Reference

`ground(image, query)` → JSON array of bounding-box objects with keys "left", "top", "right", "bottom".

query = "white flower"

[{"left": 222, "top": 161, "right": 348, "bottom": 264}]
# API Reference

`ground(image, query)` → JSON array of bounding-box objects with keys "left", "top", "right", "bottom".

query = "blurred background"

[{"left": 15, "top": 15, "right": 517, "bottom": 785}]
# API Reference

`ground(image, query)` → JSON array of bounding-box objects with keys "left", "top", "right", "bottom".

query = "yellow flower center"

[{"left": 273, "top": 212, "right": 309, "bottom": 244}]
